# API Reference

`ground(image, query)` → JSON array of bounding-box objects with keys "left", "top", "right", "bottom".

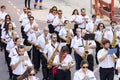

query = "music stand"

[{"left": 83, "top": 34, "right": 95, "bottom": 40}]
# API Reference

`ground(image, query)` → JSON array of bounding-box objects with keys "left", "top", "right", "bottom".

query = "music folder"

[
  {"left": 108, "top": 48, "right": 117, "bottom": 54},
  {"left": 83, "top": 34, "right": 95, "bottom": 40}
]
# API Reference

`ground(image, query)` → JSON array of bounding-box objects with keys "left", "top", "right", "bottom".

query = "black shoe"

[
  {"left": 39, "top": 6, "right": 42, "bottom": 9},
  {"left": 34, "top": 5, "right": 36, "bottom": 9}
]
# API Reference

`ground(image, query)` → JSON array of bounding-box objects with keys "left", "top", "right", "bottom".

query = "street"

[{"left": 0, "top": 0, "right": 119, "bottom": 80}]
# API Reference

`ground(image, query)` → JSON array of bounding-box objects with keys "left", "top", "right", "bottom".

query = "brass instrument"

[
  {"left": 93, "top": 24, "right": 97, "bottom": 32},
  {"left": 111, "top": 31, "right": 117, "bottom": 48},
  {"left": 83, "top": 40, "right": 89, "bottom": 60},
  {"left": 111, "top": 54, "right": 118, "bottom": 62},
  {"left": 66, "top": 30, "right": 71, "bottom": 44},
  {"left": 47, "top": 43, "right": 59, "bottom": 69},
  {"left": 100, "top": 30, "right": 105, "bottom": 47}
]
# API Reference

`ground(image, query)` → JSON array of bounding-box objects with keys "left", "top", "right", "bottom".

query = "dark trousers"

[
  {"left": 6, "top": 51, "right": 12, "bottom": 79},
  {"left": 73, "top": 24, "right": 78, "bottom": 36},
  {"left": 95, "top": 41, "right": 102, "bottom": 65},
  {"left": 25, "top": 0, "right": 31, "bottom": 8},
  {"left": 54, "top": 69, "right": 71, "bottom": 80},
  {"left": 48, "top": 24, "right": 54, "bottom": 33},
  {"left": 12, "top": 74, "right": 20, "bottom": 80},
  {"left": 74, "top": 52, "right": 94, "bottom": 71},
  {"left": 48, "top": 67, "right": 54, "bottom": 80},
  {"left": 99, "top": 67, "right": 114, "bottom": 80},
  {"left": 74, "top": 52, "right": 83, "bottom": 70},
  {"left": 54, "top": 31, "right": 60, "bottom": 42}
]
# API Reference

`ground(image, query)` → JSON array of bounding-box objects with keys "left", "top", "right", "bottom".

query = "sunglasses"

[
  {"left": 29, "top": 74, "right": 35, "bottom": 76},
  {"left": 82, "top": 66, "right": 88, "bottom": 69}
]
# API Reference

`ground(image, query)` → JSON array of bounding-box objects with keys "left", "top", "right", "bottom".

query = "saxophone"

[
  {"left": 83, "top": 40, "right": 89, "bottom": 60},
  {"left": 111, "top": 31, "right": 117, "bottom": 48},
  {"left": 100, "top": 30, "right": 105, "bottom": 47},
  {"left": 111, "top": 54, "right": 118, "bottom": 62},
  {"left": 47, "top": 43, "right": 59, "bottom": 69},
  {"left": 66, "top": 30, "right": 71, "bottom": 44}
]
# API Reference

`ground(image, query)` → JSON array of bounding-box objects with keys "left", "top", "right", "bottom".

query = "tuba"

[
  {"left": 111, "top": 31, "right": 117, "bottom": 48},
  {"left": 47, "top": 43, "right": 59, "bottom": 69},
  {"left": 83, "top": 40, "right": 89, "bottom": 60}
]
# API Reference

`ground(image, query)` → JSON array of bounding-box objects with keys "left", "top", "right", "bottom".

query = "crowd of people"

[{"left": 0, "top": 2, "right": 120, "bottom": 80}]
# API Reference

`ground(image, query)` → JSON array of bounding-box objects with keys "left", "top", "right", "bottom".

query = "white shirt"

[
  {"left": 116, "top": 58, "right": 120, "bottom": 78},
  {"left": 43, "top": 42, "right": 59, "bottom": 61},
  {"left": 104, "top": 29, "right": 113, "bottom": 44},
  {"left": 73, "top": 37, "right": 96, "bottom": 55},
  {"left": 24, "top": 22, "right": 37, "bottom": 35},
  {"left": 97, "top": 48, "right": 114, "bottom": 68},
  {"left": 86, "top": 21, "right": 95, "bottom": 33},
  {"left": 70, "top": 15, "right": 81, "bottom": 23},
  {"left": 52, "top": 16, "right": 66, "bottom": 32},
  {"left": 1, "top": 30, "right": 12, "bottom": 42},
  {"left": 10, "top": 52, "right": 32, "bottom": 75},
  {"left": 73, "top": 69, "right": 96, "bottom": 80},
  {"left": 59, "top": 27, "right": 67, "bottom": 38},
  {"left": 0, "top": 11, "right": 7, "bottom": 24},
  {"left": 27, "top": 29, "right": 37, "bottom": 44},
  {"left": 53, "top": 54, "right": 73, "bottom": 69},
  {"left": 78, "top": 15, "right": 90, "bottom": 29},
  {"left": 94, "top": 30, "right": 102, "bottom": 42},
  {"left": 19, "top": 12, "right": 28, "bottom": 22},
  {"left": 46, "top": 13, "right": 57, "bottom": 24},
  {"left": 36, "top": 33, "right": 51, "bottom": 52},
  {"left": 6, "top": 38, "right": 15, "bottom": 52}
]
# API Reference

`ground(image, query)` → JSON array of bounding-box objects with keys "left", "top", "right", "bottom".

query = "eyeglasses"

[
  {"left": 82, "top": 66, "right": 88, "bottom": 69},
  {"left": 29, "top": 74, "right": 35, "bottom": 76}
]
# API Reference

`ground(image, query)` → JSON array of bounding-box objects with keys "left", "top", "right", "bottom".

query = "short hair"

[
  {"left": 1, "top": 5, "right": 6, "bottom": 9},
  {"left": 18, "top": 45, "right": 24, "bottom": 50},
  {"left": 92, "top": 14, "right": 96, "bottom": 18},
  {"left": 80, "top": 60, "right": 89, "bottom": 67},
  {"left": 110, "top": 21, "right": 117, "bottom": 25},
  {"left": 14, "top": 37, "right": 20, "bottom": 42},
  {"left": 28, "top": 16, "right": 34, "bottom": 20},
  {"left": 81, "top": 8, "right": 86, "bottom": 13},
  {"left": 102, "top": 39, "right": 110, "bottom": 45},
  {"left": 51, "top": 33, "right": 57, "bottom": 38}
]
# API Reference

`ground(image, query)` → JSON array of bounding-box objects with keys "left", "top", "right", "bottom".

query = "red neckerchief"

[
  {"left": 81, "top": 13, "right": 86, "bottom": 17},
  {"left": 62, "top": 53, "right": 67, "bottom": 61}
]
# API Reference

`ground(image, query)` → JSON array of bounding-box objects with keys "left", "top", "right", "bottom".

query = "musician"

[
  {"left": 94, "top": 23, "right": 105, "bottom": 64},
  {"left": 35, "top": 27, "right": 51, "bottom": 80},
  {"left": 104, "top": 21, "right": 119, "bottom": 58},
  {"left": 73, "top": 60, "right": 96, "bottom": 80},
  {"left": 47, "top": 9, "right": 57, "bottom": 33},
  {"left": 9, "top": 38, "right": 22, "bottom": 58},
  {"left": 86, "top": 14, "right": 101, "bottom": 33},
  {"left": 58, "top": 21, "right": 74, "bottom": 54},
  {"left": 72, "top": 29, "right": 96, "bottom": 71},
  {"left": 5, "top": 31, "right": 19, "bottom": 80},
  {"left": 23, "top": 67, "right": 40, "bottom": 80},
  {"left": 52, "top": 10, "right": 66, "bottom": 42},
  {"left": 23, "top": 16, "right": 37, "bottom": 46},
  {"left": 10, "top": 45, "right": 32, "bottom": 80},
  {"left": 97, "top": 39, "right": 115, "bottom": 80},
  {"left": 53, "top": 46, "right": 74, "bottom": 80},
  {"left": 70, "top": 9, "right": 80, "bottom": 35},
  {"left": 19, "top": 7, "right": 28, "bottom": 23},
  {"left": 43, "top": 33, "right": 59, "bottom": 80},
  {"left": 79, "top": 8, "right": 90, "bottom": 29}
]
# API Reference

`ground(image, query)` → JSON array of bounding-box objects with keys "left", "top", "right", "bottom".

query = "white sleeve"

[
  {"left": 53, "top": 55, "right": 59, "bottom": 64},
  {"left": 52, "top": 18, "right": 58, "bottom": 26},
  {"left": 43, "top": 45, "right": 48, "bottom": 55},
  {"left": 73, "top": 72, "right": 80, "bottom": 80},
  {"left": 116, "top": 59, "right": 120, "bottom": 69}
]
